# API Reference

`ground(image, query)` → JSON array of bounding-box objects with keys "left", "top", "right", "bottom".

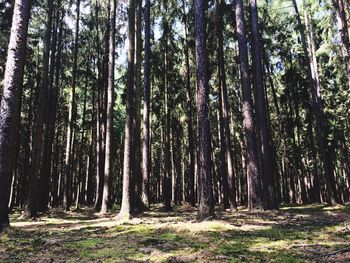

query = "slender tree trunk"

[
  {"left": 194, "top": 0, "right": 215, "bottom": 220},
  {"left": 132, "top": 0, "right": 143, "bottom": 212},
  {"left": 23, "top": 0, "right": 54, "bottom": 218},
  {"left": 235, "top": 0, "right": 262, "bottom": 209},
  {"left": 216, "top": 0, "right": 237, "bottom": 210},
  {"left": 100, "top": 0, "right": 116, "bottom": 215},
  {"left": 333, "top": 0, "right": 350, "bottom": 88},
  {"left": 249, "top": 0, "right": 278, "bottom": 210},
  {"left": 182, "top": 0, "right": 195, "bottom": 207},
  {"left": 64, "top": 0, "right": 80, "bottom": 211},
  {"left": 304, "top": 5, "right": 338, "bottom": 204},
  {"left": 0, "top": 0, "right": 31, "bottom": 231},
  {"left": 141, "top": 0, "right": 151, "bottom": 209},
  {"left": 119, "top": 0, "right": 135, "bottom": 219},
  {"left": 39, "top": 1, "right": 62, "bottom": 212},
  {"left": 292, "top": 0, "right": 337, "bottom": 204}
]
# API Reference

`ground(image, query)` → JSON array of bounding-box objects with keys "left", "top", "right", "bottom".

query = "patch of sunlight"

[
  {"left": 322, "top": 204, "right": 347, "bottom": 211},
  {"left": 172, "top": 220, "right": 269, "bottom": 233},
  {"left": 250, "top": 239, "right": 290, "bottom": 251}
]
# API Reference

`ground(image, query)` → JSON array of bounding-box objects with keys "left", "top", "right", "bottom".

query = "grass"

[{"left": 0, "top": 204, "right": 350, "bottom": 262}]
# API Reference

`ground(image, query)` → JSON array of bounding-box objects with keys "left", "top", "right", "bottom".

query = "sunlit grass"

[{"left": 1, "top": 204, "right": 350, "bottom": 262}]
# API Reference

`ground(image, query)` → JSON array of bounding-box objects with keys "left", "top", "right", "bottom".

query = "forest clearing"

[
  {"left": 1, "top": 204, "right": 350, "bottom": 262},
  {"left": 1, "top": 0, "right": 350, "bottom": 261}
]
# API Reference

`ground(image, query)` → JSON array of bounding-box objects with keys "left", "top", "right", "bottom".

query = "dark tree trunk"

[
  {"left": 39, "top": 1, "right": 62, "bottom": 212},
  {"left": 100, "top": 0, "right": 116, "bottom": 215},
  {"left": 24, "top": 0, "right": 54, "bottom": 218},
  {"left": 249, "top": 0, "right": 278, "bottom": 210},
  {"left": 0, "top": 0, "right": 31, "bottom": 231},
  {"left": 235, "top": 0, "right": 262, "bottom": 209},
  {"left": 182, "top": 0, "right": 195, "bottom": 207},
  {"left": 141, "top": 0, "right": 151, "bottom": 209},
  {"left": 292, "top": 0, "right": 337, "bottom": 204},
  {"left": 194, "top": 0, "right": 215, "bottom": 220},
  {"left": 64, "top": 0, "right": 80, "bottom": 211},
  {"left": 333, "top": 0, "right": 350, "bottom": 88},
  {"left": 119, "top": 0, "right": 135, "bottom": 219},
  {"left": 216, "top": 0, "right": 237, "bottom": 210}
]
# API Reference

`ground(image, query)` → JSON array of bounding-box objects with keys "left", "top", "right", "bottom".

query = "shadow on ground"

[{"left": 0, "top": 204, "right": 349, "bottom": 262}]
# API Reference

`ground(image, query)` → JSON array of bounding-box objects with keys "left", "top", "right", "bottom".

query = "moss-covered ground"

[{"left": 0, "top": 204, "right": 349, "bottom": 262}]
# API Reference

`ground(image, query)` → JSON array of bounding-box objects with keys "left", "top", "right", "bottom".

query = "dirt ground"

[{"left": 0, "top": 204, "right": 349, "bottom": 262}]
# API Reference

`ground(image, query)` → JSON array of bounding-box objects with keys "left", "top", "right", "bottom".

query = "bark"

[
  {"left": 162, "top": 7, "right": 172, "bottom": 211},
  {"left": 333, "top": 0, "right": 350, "bottom": 88},
  {"left": 24, "top": 0, "right": 54, "bottom": 218},
  {"left": 194, "top": 0, "right": 215, "bottom": 220},
  {"left": 100, "top": 0, "right": 116, "bottom": 215},
  {"left": 133, "top": 0, "right": 143, "bottom": 212},
  {"left": 182, "top": 0, "right": 195, "bottom": 207},
  {"left": 216, "top": 0, "right": 237, "bottom": 210},
  {"left": 292, "top": 0, "right": 337, "bottom": 204},
  {"left": 0, "top": 0, "right": 31, "bottom": 231},
  {"left": 63, "top": 0, "right": 80, "bottom": 211},
  {"left": 249, "top": 0, "right": 278, "bottom": 210},
  {"left": 304, "top": 5, "right": 338, "bottom": 204},
  {"left": 235, "top": 0, "right": 262, "bottom": 209},
  {"left": 39, "top": 1, "right": 61, "bottom": 211},
  {"left": 93, "top": 0, "right": 103, "bottom": 211},
  {"left": 141, "top": 0, "right": 151, "bottom": 209},
  {"left": 119, "top": 0, "right": 135, "bottom": 219}
]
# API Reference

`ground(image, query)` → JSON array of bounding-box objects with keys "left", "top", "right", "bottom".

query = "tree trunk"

[
  {"left": 24, "top": 0, "right": 54, "bottom": 218},
  {"left": 249, "top": 0, "right": 278, "bottom": 210},
  {"left": 100, "top": 0, "right": 116, "bottom": 215},
  {"left": 216, "top": 0, "right": 237, "bottom": 210},
  {"left": 182, "top": 0, "right": 196, "bottom": 207},
  {"left": 141, "top": 0, "right": 151, "bottom": 209},
  {"left": 304, "top": 4, "right": 338, "bottom": 204},
  {"left": 194, "top": 0, "right": 215, "bottom": 220},
  {"left": 0, "top": 0, "right": 31, "bottom": 231},
  {"left": 235, "top": 0, "right": 262, "bottom": 210},
  {"left": 64, "top": 0, "right": 80, "bottom": 211},
  {"left": 119, "top": 0, "right": 135, "bottom": 219},
  {"left": 333, "top": 0, "right": 350, "bottom": 88}
]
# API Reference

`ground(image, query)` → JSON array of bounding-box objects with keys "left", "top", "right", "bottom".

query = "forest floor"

[{"left": 0, "top": 204, "right": 350, "bottom": 263}]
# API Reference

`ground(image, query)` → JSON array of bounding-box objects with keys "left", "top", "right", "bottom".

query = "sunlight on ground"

[{"left": 1, "top": 204, "right": 350, "bottom": 262}]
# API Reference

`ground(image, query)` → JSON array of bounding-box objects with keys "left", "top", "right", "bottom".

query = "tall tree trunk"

[
  {"left": 333, "top": 0, "right": 350, "bottom": 88},
  {"left": 249, "top": 0, "right": 278, "bottom": 210},
  {"left": 216, "top": 0, "right": 237, "bottom": 210},
  {"left": 141, "top": 0, "right": 151, "bottom": 209},
  {"left": 100, "top": 0, "right": 116, "bottom": 215},
  {"left": 291, "top": 0, "right": 337, "bottom": 204},
  {"left": 64, "top": 0, "right": 80, "bottom": 211},
  {"left": 0, "top": 0, "right": 31, "bottom": 231},
  {"left": 119, "top": 0, "right": 135, "bottom": 219},
  {"left": 194, "top": 0, "right": 215, "bottom": 220},
  {"left": 24, "top": 0, "right": 54, "bottom": 218},
  {"left": 235, "top": 0, "right": 262, "bottom": 209},
  {"left": 182, "top": 0, "right": 195, "bottom": 207},
  {"left": 133, "top": 0, "right": 143, "bottom": 212},
  {"left": 39, "top": 1, "right": 62, "bottom": 212},
  {"left": 304, "top": 4, "right": 338, "bottom": 204}
]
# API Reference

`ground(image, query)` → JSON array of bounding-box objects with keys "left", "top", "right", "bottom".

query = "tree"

[
  {"left": 23, "top": 0, "right": 54, "bottom": 219},
  {"left": 194, "top": 0, "right": 214, "bottom": 220},
  {"left": 100, "top": 0, "right": 116, "bottom": 215},
  {"left": 64, "top": 0, "right": 81, "bottom": 211},
  {"left": 235, "top": 0, "right": 263, "bottom": 210},
  {"left": 141, "top": 0, "right": 151, "bottom": 209},
  {"left": 216, "top": 0, "right": 237, "bottom": 210},
  {"left": 332, "top": 0, "right": 350, "bottom": 88},
  {"left": 119, "top": 0, "right": 135, "bottom": 219},
  {"left": 249, "top": 0, "right": 278, "bottom": 210},
  {"left": 0, "top": 0, "right": 32, "bottom": 231}
]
